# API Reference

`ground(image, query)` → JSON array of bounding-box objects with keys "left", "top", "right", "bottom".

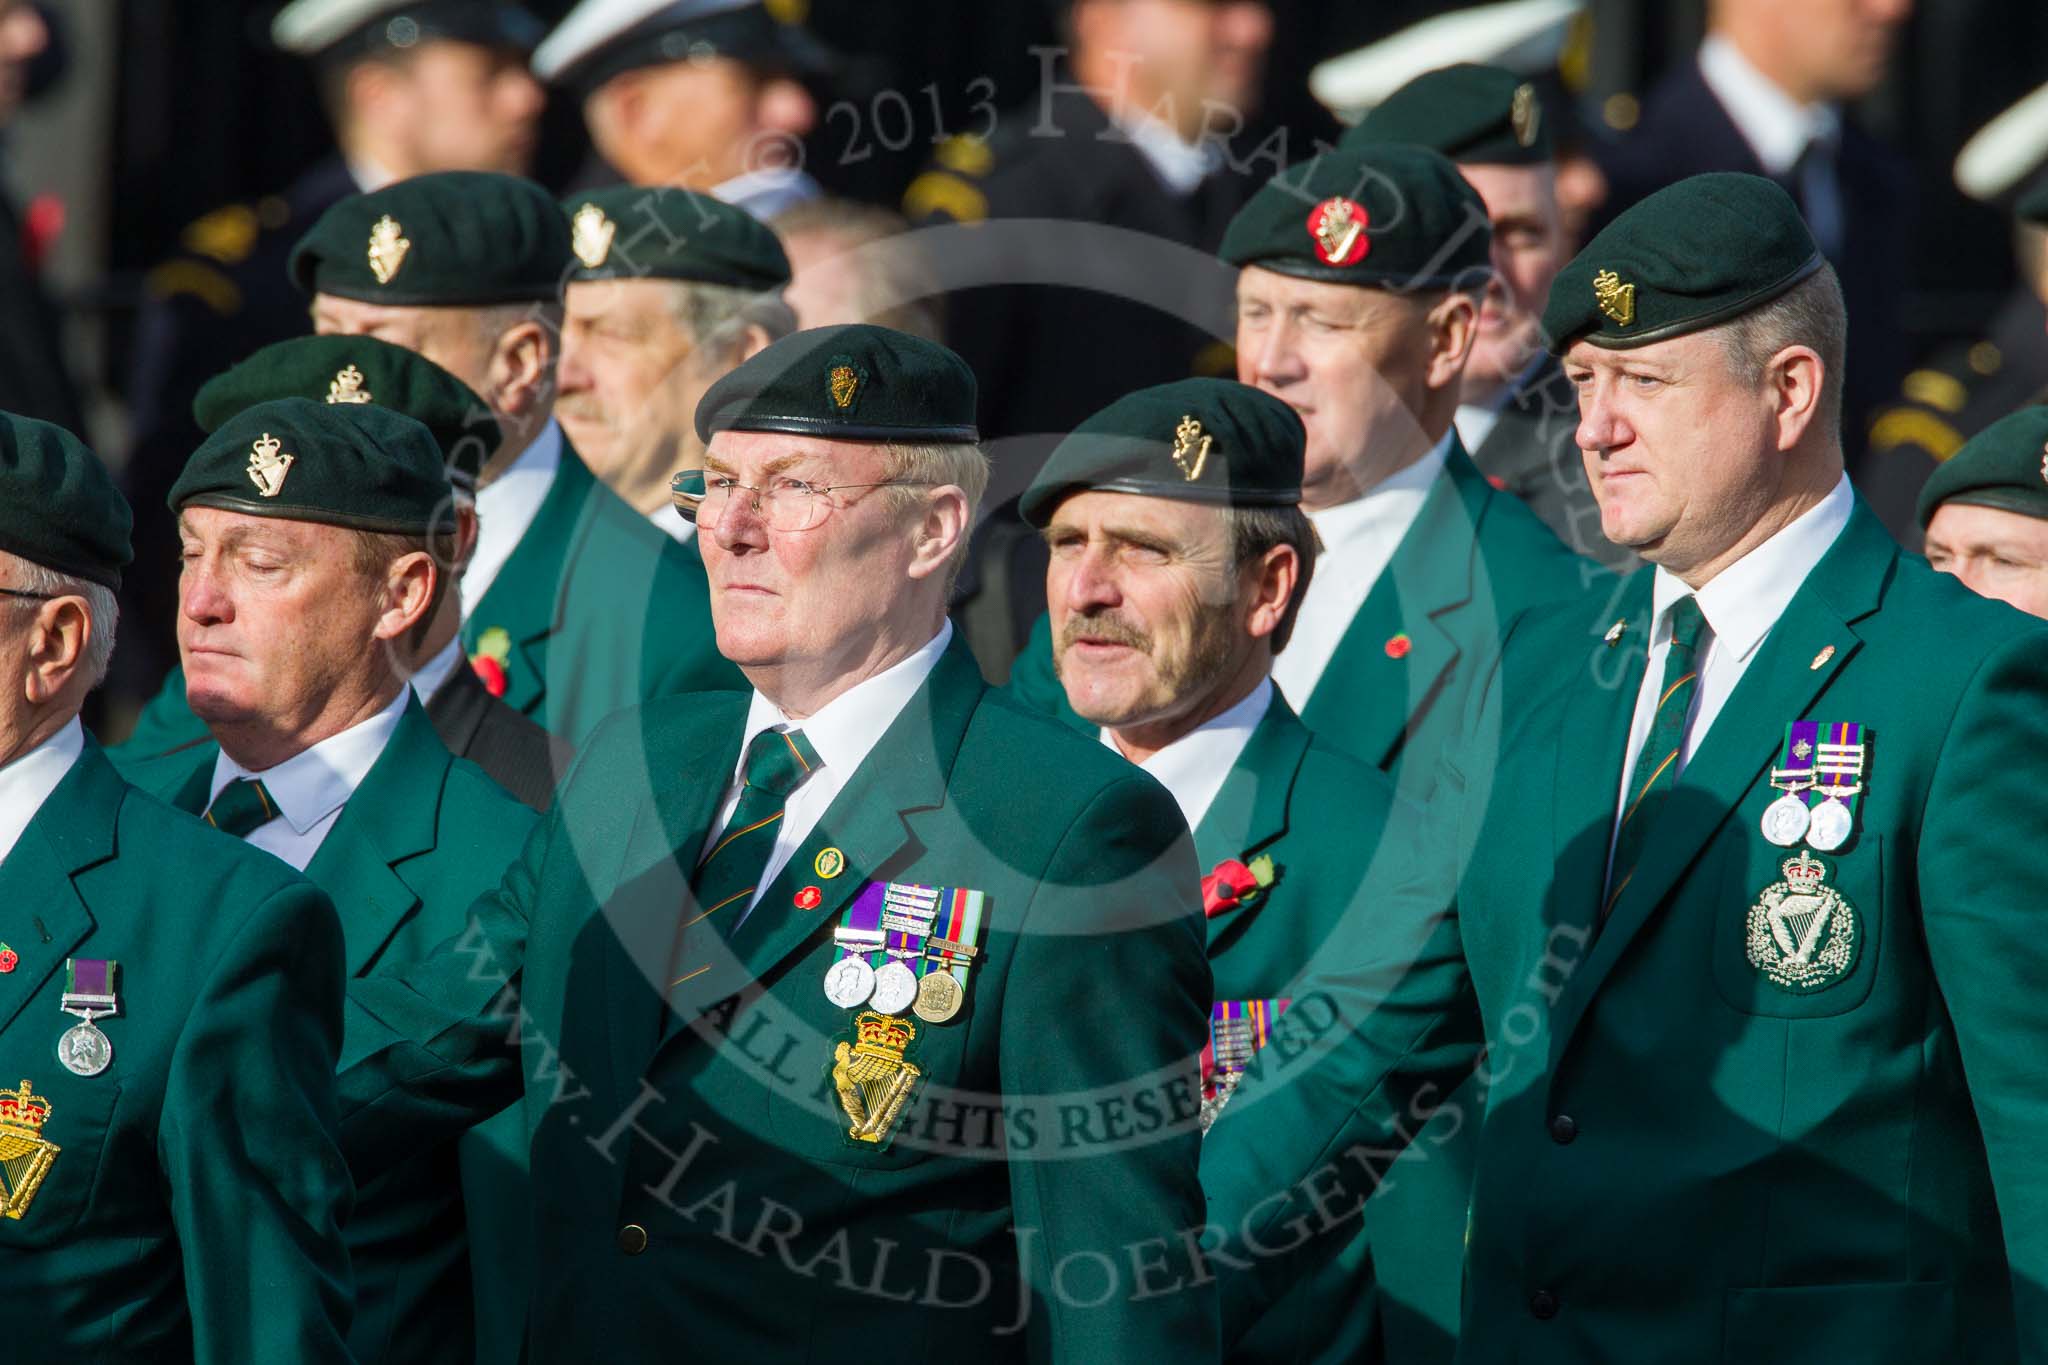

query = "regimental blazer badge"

[
  {"left": 571, "top": 202, "right": 615, "bottom": 270},
  {"left": 367, "top": 214, "right": 411, "bottom": 285},
  {"left": 1171, "top": 414, "right": 1213, "bottom": 482},
  {"left": 832, "top": 1011, "right": 921, "bottom": 1146},
  {"left": 0, "top": 1079, "right": 59, "bottom": 1220},
  {"left": 1746, "top": 850, "right": 1859, "bottom": 992},
  {"left": 1306, "top": 196, "right": 1370, "bottom": 268},
  {"left": 246, "top": 432, "right": 295, "bottom": 498},
  {"left": 327, "top": 364, "right": 372, "bottom": 405},
  {"left": 1593, "top": 269, "right": 1636, "bottom": 327}
]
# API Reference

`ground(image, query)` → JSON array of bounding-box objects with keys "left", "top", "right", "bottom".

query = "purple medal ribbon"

[{"left": 831, "top": 883, "right": 886, "bottom": 967}]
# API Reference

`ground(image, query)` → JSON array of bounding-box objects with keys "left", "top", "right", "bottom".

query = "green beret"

[
  {"left": 1345, "top": 63, "right": 1552, "bottom": 166},
  {"left": 695, "top": 323, "right": 978, "bottom": 445},
  {"left": 2018, "top": 180, "right": 2048, "bottom": 228},
  {"left": 1544, "top": 172, "right": 1823, "bottom": 352},
  {"left": 194, "top": 335, "right": 499, "bottom": 490},
  {"left": 1220, "top": 143, "right": 1492, "bottom": 291},
  {"left": 564, "top": 186, "right": 791, "bottom": 291},
  {"left": 289, "top": 171, "right": 571, "bottom": 306},
  {"left": 0, "top": 414, "right": 132, "bottom": 590},
  {"left": 1020, "top": 379, "right": 1305, "bottom": 528},
  {"left": 1916, "top": 405, "right": 2048, "bottom": 528},
  {"left": 170, "top": 398, "right": 455, "bottom": 535}
]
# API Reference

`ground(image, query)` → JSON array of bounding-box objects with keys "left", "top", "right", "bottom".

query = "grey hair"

[
  {"left": 11, "top": 555, "right": 118, "bottom": 690},
  {"left": 668, "top": 279, "right": 797, "bottom": 358},
  {"left": 1714, "top": 264, "right": 1848, "bottom": 441},
  {"left": 475, "top": 299, "right": 564, "bottom": 353},
  {"left": 1223, "top": 503, "right": 1319, "bottom": 653},
  {"left": 880, "top": 442, "right": 992, "bottom": 596}
]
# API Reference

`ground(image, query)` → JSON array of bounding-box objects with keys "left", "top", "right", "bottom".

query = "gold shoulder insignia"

[
  {"left": 146, "top": 260, "right": 243, "bottom": 316},
  {"left": 181, "top": 204, "right": 261, "bottom": 266},
  {"left": 1866, "top": 409, "right": 1964, "bottom": 462},
  {"left": 1900, "top": 368, "right": 1967, "bottom": 414},
  {"left": 901, "top": 171, "right": 989, "bottom": 224}
]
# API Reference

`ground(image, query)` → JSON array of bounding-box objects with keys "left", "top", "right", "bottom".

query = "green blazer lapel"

[
  {"left": 467, "top": 443, "right": 596, "bottom": 717},
  {"left": 672, "top": 640, "right": 984, "bottom": 1024},
  {"left": 1194, "top": 695, "right": 1309, "bottom": 959},
  {"left": 0, "top": 744, "right": 121, "bottom": 1038},
  {"left": 1548, "top": 573, "right": 1654, "bottom": 928},
  {"left": 1303, "top": 444, "right": 1482, "bottom": 771},
  {"left": 303, "top": 700, "right": 443, "bottom": 977},
  {"left": 159, "top": 748, "right": 218, "bottom": 817},
  {"left": 1552, "top": 505, "right": 1891, "bottom": 1058}
]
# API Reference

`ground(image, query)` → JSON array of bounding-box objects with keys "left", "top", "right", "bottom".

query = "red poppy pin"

[
  {"left": 1201, "top": 855, "right": 1278, "bottom": 918},
  {"left": 1306, "top": 197, "right": 1370, "bottom": 268},
  {"left": 470, "top": 624, "right": 512, "bottom": 698},
  {"left": 470, "top": 654, "right": 509, "bottom": 698},
  {"left": 0, "top": 943, "right": 15, "bottom": 974},
  {"left": 794, "top": 886, "right": 823, "bottom": 911},
  {"left": 1385, "top": 632, "right": 1413, "bottom": 659}
]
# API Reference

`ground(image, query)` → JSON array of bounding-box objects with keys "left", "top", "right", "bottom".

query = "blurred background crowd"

[{"left": 5, "top": 0, "right": 2047, "bottom": 726}]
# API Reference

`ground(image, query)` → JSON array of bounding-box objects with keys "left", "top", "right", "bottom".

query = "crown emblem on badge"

[
  {"left": 1171, "top": 414, "right": 1213, "bottom": 482},
  {"left": 367, "top": 214, "right": 410, "bottom": 285},
  {"left": 246, "top": 432, "right": 295, "bottom": 498},
  {"left": 1782, "top": 850, "right": 1827, "bottom": 892},
  {"left": 828, "top": 363, "right": 861, "bottom": 410},
  {"left": 0, "top": 1078, "right": 59, "bottom": 1221},
  {"left": 1511, "top": 83, "right": 1541, "bottom": 147},
  {"left": 1593, "top": 269, "right": 1636, "bottom": 326},
  {"left": 1307, "top": 197, "right": 1370, "bottom": 268},
  {"left": 853, "top": 1012, "right": 915, "bottom": 1052},
  {"left": 326, "top": 364, "right": 372, "bottom": 405},
  {"left": 571, "top": 202, "right": 615, "bottom": 269}
]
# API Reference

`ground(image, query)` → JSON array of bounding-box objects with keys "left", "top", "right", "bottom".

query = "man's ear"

[
  {"left": 489, "top": 319, "right": 554, "bottom": 420},
  {"left": 371, "top": 552, "right": 438, "bottom": 643},
  {"left": 21, "top": 595, "right": 89, "bottom": 705},
  {"left": 906, "top": 486, "right": 972, "bottom": 583},
  {"left": 737, "top": 321, "right": 776, "bottom": 364},
  {"left": 1424, "top": 292, "right": 1480, "bottom": 392},
  {"left": 1767, "top": 344, "right": 1827, "bottom": 452},
  {"left": 1242, "top": 543, "right": 1300, "bottom": 643}
]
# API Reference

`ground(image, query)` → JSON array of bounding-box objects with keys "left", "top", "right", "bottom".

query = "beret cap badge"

[
  {"left": 828, "top": 361, "right": 863, "bottom": 411},
  {"left": 571, "top": 202, "right": 615, "bottom": 270},
  {"left": 327, "top": 365, "right": 372, "bottom": 405},
  {"left": 246, "top": 433, "right": 295, "bottom": 498},
  {"left": 1171, "top": 415, "right": 1213, "bottom": 482},
  {"left": 367, "top": 214, "right": 411, "bottom": 285},
  {"left": 1593, "top": 269, "right": 1636, "bottom": 327},
  {"left": 1511, "top": 84, "right": 1541, "bottom": 148},
  {"left": 1306, "top": 197, "right": 1370, "bottom": 268}
]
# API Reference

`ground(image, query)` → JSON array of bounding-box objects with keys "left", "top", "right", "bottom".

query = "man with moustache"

[
  {"left": 1202, "top": 174, "right": 2048, "bottom": 1363},
  {"left": 1012, "top": 142, "right": 1593, "bottom": 798},
  {"left": 1348, "top": 62, "right": 1630, "bottom": 569},
  {"left": 556, "top": 185, "right": 793, "bottom": 542},
  {"left": 292, "top": 170, "right": 741, "bottom": 742},
  {"left": 331, "top": 326, "right": 1216, "bottom": 1362}
]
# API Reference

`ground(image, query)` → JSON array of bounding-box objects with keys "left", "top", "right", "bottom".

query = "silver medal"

[
  {"left": 822, "top": 956, "right": 877, "bottom": 1009},
  {"left": 1759, "top": 792, "right": 1811, "bottom": 847},
  {"left": 58, "top": 1017, "right": 112, "bottom": 1077},
  {"left": 870, "top": 959, "right": 919, "bottom": 1015},
  {"left": 1805, "top": 798, "right": 1854, "bottom": 852}
]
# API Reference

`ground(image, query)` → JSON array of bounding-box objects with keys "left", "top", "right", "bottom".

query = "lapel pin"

[
  {"left": 1810, "top": 645, "right": 1836, "bottom": 671},
  {"left": 814, "top": 847, "right": 845, "bottom": 879},
  {"left": 794, "top": 886, "right": 824, "bottom": 911},
  {"left": 1604, "top": 619, "right": 1627, "bottom": 646},
  {"left": 0, "top": 943, "right": 15, "bottom": 973},
  {"left": 1384, "top": 632, "right": 1412, "bottom": 660}
]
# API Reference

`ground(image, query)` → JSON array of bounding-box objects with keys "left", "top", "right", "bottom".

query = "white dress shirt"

[
  {"left": 407, "top": 636, "right": 465, "bottom": 705},
  {"left": 708, "top": 623, "right": 954, "bottom": 925},
  {"left": 0, "top": 717, "right": 84, "bottom": 864},
  {"left": 1453, "top": 403, "right": 1503, "bottom": 456},
  {"left": 464, "top": 419, "right": 563, "bottom": 619},
  {"left": 1103, "top": 680, "right": 1272, "bottom": 831},
  {"left": 1611, "top": 475, "right": 1854, "bottom": 834},
  {"left": 1271, "top": 430, "right": 1453, "bottom": 708},
  {"left": 1698, "top": 36, "right": 1844, "bottom": 252},
  {"left": 208, "top": 686, "right": 409, "bottom": 872}
]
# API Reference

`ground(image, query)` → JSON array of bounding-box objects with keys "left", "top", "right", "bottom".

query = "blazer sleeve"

[
  {"left": 160, "top": 879, "right": 355, "bottom": 1363},
  {"left": 999, "top": 772, "right": 1219, "bottom": 1361},
  {"left": 1919, "top": 626, "right": 2048, "bottom": 1350}
]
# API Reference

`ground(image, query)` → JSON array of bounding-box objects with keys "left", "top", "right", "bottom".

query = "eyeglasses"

[
  {"left": 671, "top": 470, "right": 936, "bottom": 533},
  {"left": 0, "top": 587, "right": 56, "bottom": 604}
]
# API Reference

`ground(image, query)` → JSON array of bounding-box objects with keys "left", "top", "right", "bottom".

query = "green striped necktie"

[
  {"left": 1605, "top": 595, "right": 1708, "bottom": 919},
  {"left": 203, "top": 777, "right": 281, "bottom": 839}
]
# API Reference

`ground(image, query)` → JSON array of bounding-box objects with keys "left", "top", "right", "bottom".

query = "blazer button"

[
  {"left": 1549, "top": 1114, "right": 1578, "bottom": 1145},
  {"left": 1530, "top": 1290, "right": 1559, "bottom": 1320},
  {"left": 618, "top": 1223, "right": 649, "bottom": 1255}
]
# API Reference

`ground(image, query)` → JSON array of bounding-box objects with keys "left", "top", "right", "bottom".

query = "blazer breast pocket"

[
  {"left": 1725, "top": 1281, "right": 1957, "bottom": 1365},
  {"left": 0, "top": 1076, "right": 121, "bottom": 1246},
  {"left": 765, "top": 1004, "right": 981, "bottom": 1173},
  {"left": 1712, "top": 835, "right": 1884, "bottom": 1019}
]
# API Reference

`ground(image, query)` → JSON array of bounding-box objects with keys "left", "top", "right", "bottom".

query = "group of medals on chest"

[{"left": 1747, "top": 723, "right": 1867, "bottom": 993}]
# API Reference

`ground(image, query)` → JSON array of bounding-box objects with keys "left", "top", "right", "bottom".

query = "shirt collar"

[
  {"left": 1698, "top": 35, "right": 1841, "bottom": 176},
  {"left": 1649, "top": 474, "right": 1855, "bottom": 661},
  {"left": 1113, "top": 108, "right": 1222, "bottom": 196},
  {"left": 0, "top": 717, "right": 84, "bottom": 862},
  {"left": 210, "top": 686, "right": 411, "bottom": 836},
  {"left": 1104, "top": 679, "right": 1273, "bottom": 830},
  {"left": 483, "top": 417, "right": 563, "bottom": 499},
  {"left": 734, "top": 622, "right": 954, "bottom": 787},
  {"left": 1308, "top": 427, "right": 1454, "bottom": 547}
]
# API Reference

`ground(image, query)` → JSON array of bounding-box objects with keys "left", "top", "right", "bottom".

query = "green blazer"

[
  {"left": 462, "top": 439, "right": 744, "bottom": 744},
  {"left": 335, "top": 640, "right": 1218, "bottom": 1363},
  {"left": 1009, "top": 440, "right": 1602, "bottom": 798},
  {"left": 1201, "top": 501, "right": 2048, "bottom": 1364},
  {"left": 1194, "top": 697, "right": 1466, "bottom": 1365},
  {"left": 127, "top": 698, "right": 538, "bottom": 1365},
  {"left": 0, "top": 741, "right": 352, "bottom": 1362}
]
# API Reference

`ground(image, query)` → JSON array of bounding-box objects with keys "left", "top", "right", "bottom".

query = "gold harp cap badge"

[
  {"left": 1593, "top": 269, "right": 1636, "bottom": 327},
  {"left": 246, "top": 432, "right": 295, "bottom": 498},
  {"left": 1511, "top": 83, "right": 1541, "bottom": 147},
  {"left": 571, "top": 202, "right": 615, "bottom": 269},
  {"left": 1170, "top": 414, "right": 1212, "bottom": 482},
  {"left": 367, "top": 215, "right": 410, "bottom": 285}
]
